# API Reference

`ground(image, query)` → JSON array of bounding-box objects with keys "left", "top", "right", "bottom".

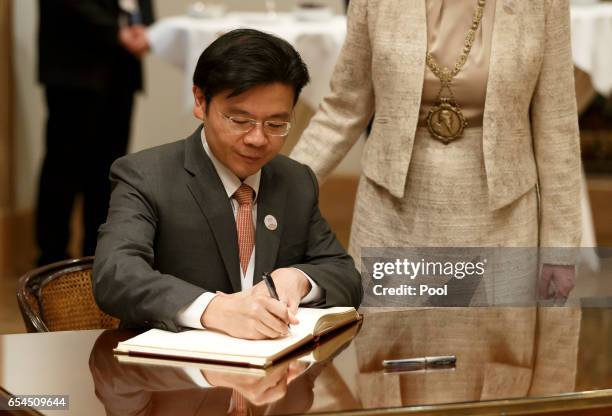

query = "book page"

[
  {"left": 296, "top": 306, "right": 358, "bottom": 336},
  {"left": 115, "top": 307, "right": 357, "bottom": 362},
  {"left": 116, "top": 328, "right": 309, "bottom": 360},
  {"left": 292, "top": 306, "right": 355, "bottom": 336}
]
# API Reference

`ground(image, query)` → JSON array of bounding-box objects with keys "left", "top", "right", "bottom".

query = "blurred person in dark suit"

[{"left": 36, "top": 0, "right": 155, "bottom": 266}]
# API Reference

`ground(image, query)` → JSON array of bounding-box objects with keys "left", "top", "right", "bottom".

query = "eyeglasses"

[{"left": 217, "top": 111, "right": 291, "bottom": 137}]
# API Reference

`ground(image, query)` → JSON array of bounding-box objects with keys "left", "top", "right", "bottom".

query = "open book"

[
  {"left": 115, "top": 321, "right": 360, "bottom": 376},
  {"left": 114, "top": 307, "right": 360, "bottom": 368}
]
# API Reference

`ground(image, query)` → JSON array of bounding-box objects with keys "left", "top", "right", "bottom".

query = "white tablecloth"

[
  {"left": 148, "top": 13, "right": 346, "bottom": 110},
  {"left": 149, "top": 6, "right": 612, "bottom": 107},
  {"left": 571, "top": 4, "right": 612, "bottom": 97}
]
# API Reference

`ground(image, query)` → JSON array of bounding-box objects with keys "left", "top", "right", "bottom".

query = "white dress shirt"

[{"left": 175, "top": 128, "right": 322, "bottom": 329}]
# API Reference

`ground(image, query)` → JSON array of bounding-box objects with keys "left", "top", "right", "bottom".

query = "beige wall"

[
  {"left": 0, "top": 0, "right": 12, "bottom": 211},
  {"left": 0, "top": 0, "right": 14, "bottom": 275},
  {"left": 13, "top": 0, "right": 43, "bottom": 212},
  {"left": 10, "top": 0, "right": 44, "bottom": 273}
]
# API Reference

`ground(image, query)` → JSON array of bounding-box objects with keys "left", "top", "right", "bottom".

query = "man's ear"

[{"left": 192, "top": 85, "right": 206, "bottom": 121}]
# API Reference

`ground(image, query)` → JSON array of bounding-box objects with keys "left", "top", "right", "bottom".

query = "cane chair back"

[{"left": 17, "top": 257, "right": 119, "bottom": 332}]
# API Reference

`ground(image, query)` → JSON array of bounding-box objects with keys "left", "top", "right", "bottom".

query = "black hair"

[{"left": 192, "top": 29, "right": 310, "bottom": 108}]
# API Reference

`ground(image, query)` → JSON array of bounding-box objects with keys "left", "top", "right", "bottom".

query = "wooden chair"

[{"left": 16, "top": 257, "right": 119, "bottom": 332}]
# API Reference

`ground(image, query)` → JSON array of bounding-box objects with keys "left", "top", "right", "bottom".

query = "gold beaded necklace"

[{"left": 426, "top": 0, "right": 486, "bottom": 144}]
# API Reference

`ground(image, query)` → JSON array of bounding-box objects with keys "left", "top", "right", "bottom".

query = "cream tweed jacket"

[{"left": 291, "top": 0, "right": 582, "bottom": 248}]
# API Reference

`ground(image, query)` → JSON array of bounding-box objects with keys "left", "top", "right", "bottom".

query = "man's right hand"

[{"left": 201, "top": 291, "right": 297, "bottom": 339}]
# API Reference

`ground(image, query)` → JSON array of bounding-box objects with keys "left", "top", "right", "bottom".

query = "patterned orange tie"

[{"left": 233, "top": 184, "right": 255, "bottom": 274}]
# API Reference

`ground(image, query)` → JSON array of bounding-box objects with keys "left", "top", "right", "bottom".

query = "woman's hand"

[{"left": 538, "top": 264, "right": 576, "bottom": 300}]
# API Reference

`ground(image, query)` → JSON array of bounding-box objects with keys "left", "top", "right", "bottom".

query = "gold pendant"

[{"left": 426, "top": 97, "right": 468, "bottom": 144}]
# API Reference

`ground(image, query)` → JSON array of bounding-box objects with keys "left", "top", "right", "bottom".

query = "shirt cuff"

[
  {"left": 175, "top": 292, "right": 217, "bottom": 329},
  {"left": 291, "top": 268, "right": 323, "bottom": 304}
]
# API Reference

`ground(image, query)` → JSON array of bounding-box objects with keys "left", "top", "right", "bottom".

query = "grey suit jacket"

[{"left": 93, "top": 128, "right": 363, "bottom": 332}]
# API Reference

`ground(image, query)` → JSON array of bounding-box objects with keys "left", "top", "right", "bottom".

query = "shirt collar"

[{"left": 200, "top": 128, "right": 260, "bottom": 201}]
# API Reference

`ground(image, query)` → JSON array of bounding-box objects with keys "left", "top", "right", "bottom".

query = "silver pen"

[{"left": 383, "top": 355, "right": 456, "bottom": 370}]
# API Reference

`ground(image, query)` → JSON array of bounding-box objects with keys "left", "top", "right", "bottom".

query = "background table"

[
  {"left": 571, "top": 4, "right": 612, "bottom": 98},
  {"left": 148, "top": 12, "right": 346, "bottom": 111},
  {"left": 148, "top": 6, "right": 612, "bottom": 112},
  {"left": 1, "top": 306, "right": 612, "bottom": 415}
]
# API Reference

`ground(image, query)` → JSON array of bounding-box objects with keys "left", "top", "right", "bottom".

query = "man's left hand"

[
  {"left": 538, "top": 264, "right": 576, "bottom": 300},
  {"left": 252, "top": 268, "right": 311, "bottom": 318},
  {"left": 118, "top": 25, "right": 149, "bottom": 58},
  {"left": 201, "top": 360, "right": 308, "bottom": 406}
]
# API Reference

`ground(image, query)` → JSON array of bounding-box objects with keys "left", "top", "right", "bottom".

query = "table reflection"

[
  {"left": 88, "top": 324, "right": 359, "bottom": 416},
  {"left": 353, "top": 307, "right": 582, "bottom": 408},
  {"left": 87, "top": 307, "right": 583, "bottom": 415},
  {"left": 1, "top": 305, "right": 604, "bottom": 415}
]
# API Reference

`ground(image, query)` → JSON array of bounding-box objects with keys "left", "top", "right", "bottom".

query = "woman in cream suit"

[{"left": 291, "top": 0, "right": 581, "bottom": 301}]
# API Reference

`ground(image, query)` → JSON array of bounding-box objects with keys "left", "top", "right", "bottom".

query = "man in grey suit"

[{"left": 93, "top": 29, "right": 362, "bottom": 339}]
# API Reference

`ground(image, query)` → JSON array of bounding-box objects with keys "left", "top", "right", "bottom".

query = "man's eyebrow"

[
  {"left": 226, "top": 108, "right": 291, "bottom": 119},
  {"left": 268, "top": 112, "right": 291, "bottom": 119},
  {"left": 225, "top": 108, "right": 252, "bottom": 116}
]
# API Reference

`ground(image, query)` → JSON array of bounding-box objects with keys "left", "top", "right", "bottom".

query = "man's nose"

[{"left": 243, "top": 124, "right": 267, "bottom": 147}]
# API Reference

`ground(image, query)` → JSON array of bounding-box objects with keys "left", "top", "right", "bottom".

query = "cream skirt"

[{"left": 350, "top": 127, "right": 539, "bottom": 306}]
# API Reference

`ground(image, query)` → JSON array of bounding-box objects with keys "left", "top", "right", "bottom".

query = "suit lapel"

[
  {"left": 252, "top": 162, "right": 285, "bottom": 286},
  {"left": 482, "top": 0, "right": 505, "bottom": 155},
  {"left": 385, "top": 0, "right": 427, "bottom": 137},
  {"left": 482, "top": 0, "right": 548, "bottom": 210},
  {"left": 184, "top": 128, "right": 242, "bottom": 293}
]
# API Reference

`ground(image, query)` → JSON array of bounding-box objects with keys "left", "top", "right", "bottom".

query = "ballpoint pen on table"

[{"left": 382, "top": 355, "right": 456, "bottom": 372}]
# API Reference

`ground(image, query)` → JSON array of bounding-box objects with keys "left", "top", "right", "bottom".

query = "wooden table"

[{"left": 1, "top": 305, "right": 611, "bottom": 415}]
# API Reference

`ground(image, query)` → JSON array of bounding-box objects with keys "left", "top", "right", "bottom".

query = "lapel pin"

[{"left": 264, "top": 214, "right": 278, "bottom": 231}]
